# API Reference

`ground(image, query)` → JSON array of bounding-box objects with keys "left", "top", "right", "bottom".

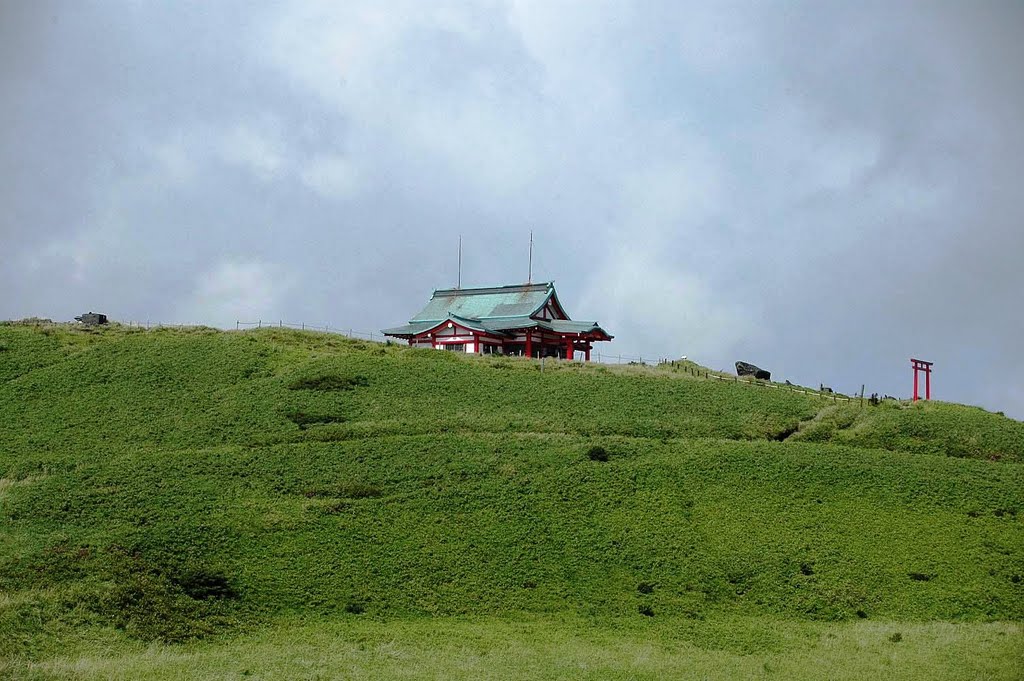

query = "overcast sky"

[{"left": 3, "top": 1, "right": 1022, "bottom": 418}]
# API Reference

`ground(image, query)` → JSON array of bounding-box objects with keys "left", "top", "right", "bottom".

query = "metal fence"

[{"left": 234, "top": 320, "right": 388, "bottom": 343}]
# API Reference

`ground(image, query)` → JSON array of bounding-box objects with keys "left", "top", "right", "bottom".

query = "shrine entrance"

[{"left": 910, "top": 358, "right": 933, "bottom": 401}]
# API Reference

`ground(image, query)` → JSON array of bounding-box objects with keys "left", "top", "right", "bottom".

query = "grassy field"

[
  {"left": 6, "top": 617, "right": 1022, "bottom": 680},
  {"left": 1, "top": 322, "right": 1021, "bottom": 678}
]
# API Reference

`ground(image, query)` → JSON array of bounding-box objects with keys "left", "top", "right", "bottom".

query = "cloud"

[
  {"left": 300, "top": 155, "right": 361, "bottom": 200},
  {"left": 2, "top": 1, "right": 1023, "bottom": 418},
  {"left": 219, "top": 123, "right": 287, "bottom": 181},
  {"left": 174, "top": 260, "right": 295, "bottom": 326}
]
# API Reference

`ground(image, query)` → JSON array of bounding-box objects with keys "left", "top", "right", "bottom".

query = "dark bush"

[
  {"left": 587, "top": 446, "right": 609, "bottom": 462},
  {"left": 638, "top": 605, "right": 654, "bottom": 617},
  {"left": 345, "top": 601, "right": 366, "bottom": 614},
  {"left": 772, "top": 424, "right": 799, "bottom": 441},
  {"left": 800, "top": 562, "right": 814, "bottom": 576},
  {"left": 305, "top": 483, "right": 382, "bottom": 500},
  {"left": 339, "top": 483, "right": 382, "bottom": 499},
  {"left": 102, "top": 569, "right": 225, "bottom": 643},
  {"left": 637, "top": 582, "right": 655, "bottom": 594},
  {"left": 286, "top": 411, "right": 345, "bottom": 429},
  {"left": 856, "top": 609, "right": 868, "bottom": 619},
  {"left": 908, "top": 572, "right": 933, "bottom": 582},
  {"left": 172, "top": 568, "right": 236, "bottom": 601},
  {"left": 889, "top": 632, "right": 903, "bottom": 643},
  {"left": 288, "top": 374, "right": 369, "bottom": 391}
]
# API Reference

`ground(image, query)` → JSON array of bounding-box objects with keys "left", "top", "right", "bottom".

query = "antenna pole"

[
  {"left": 458, "top": 235, "right": 462, "bottom": 289},
  {"left": 528, "top": 230, "right": 533, "bottom": 284}
]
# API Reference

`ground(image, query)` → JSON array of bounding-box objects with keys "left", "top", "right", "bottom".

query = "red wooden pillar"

[
  {"left": 911, "top": 358, "right": 933, "bottom": 401},
  {"left": 584, "top": 345, "right": 591, "bottom": 362},
  {"left": 525, "top": 333, "right": 532, "bottom": 358},
  {"left": 565, "top": 337, "right": 574, "bottom": 360}
]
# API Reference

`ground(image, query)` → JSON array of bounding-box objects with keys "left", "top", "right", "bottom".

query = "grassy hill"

[{"left": 1, "top": 322, "right": 1021, "bottom": 679}]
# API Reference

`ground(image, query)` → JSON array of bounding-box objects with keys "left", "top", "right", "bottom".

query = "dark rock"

[
  {"left": 735, "top": 361, "right": 770, "bottom": 381},
  {"left": 74, "top": 312, "right": 108, "bottom": 325}
]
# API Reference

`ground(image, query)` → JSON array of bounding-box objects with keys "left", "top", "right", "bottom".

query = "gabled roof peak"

[{"left": 432, "top": 282, "right": 553, "bottom": 298}]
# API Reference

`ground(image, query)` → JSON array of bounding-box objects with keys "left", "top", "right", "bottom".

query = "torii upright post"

[{"left": 910, "top": 358, "right": 933, "bottom": 401}]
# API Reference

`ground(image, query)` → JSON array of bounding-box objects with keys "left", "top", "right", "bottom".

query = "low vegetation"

[{"left": 0, "top": 322, "right": 1021, "bottom": 678}]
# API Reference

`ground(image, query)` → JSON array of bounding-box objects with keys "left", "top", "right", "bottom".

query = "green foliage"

[
  {"left": 287, "top": 373, "right": 369, "bottom": 391},
  {"left": 285, "top": 410, "right": 346, "bottom": 429},
  {"left": 790, "top": 402, "right": 1023, "bottom": 462},
  {"left": 0, "top": 324, "right": 1021, "bottom": 674}
]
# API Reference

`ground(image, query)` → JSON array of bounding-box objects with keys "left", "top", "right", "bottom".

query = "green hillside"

[{"left": 1, "top": 322, "right": 1022, "bottom": 679}]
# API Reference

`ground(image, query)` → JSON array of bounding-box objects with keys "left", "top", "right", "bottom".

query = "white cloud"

[
  {"left": 174, "top": 260, "right": 295, "bottom": 326},
  {"left": 218, "top": 123, "right": 286, "bottom": 181},
  {"left": 582, "top": 252, "right": 756, "bottom": 363},
  {"left": 260, "top": 1, "right": 547, "bottom": 195},
  {"left": 149, "top": 134, "right": 197, "bottom": 186},
  {"left": 300, "top": 155, "right": 361, "bottom": 200}
]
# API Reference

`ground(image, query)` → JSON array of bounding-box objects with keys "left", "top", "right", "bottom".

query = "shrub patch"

[{"left": 288, "top": 374, "right": 369, "bottom": 391}]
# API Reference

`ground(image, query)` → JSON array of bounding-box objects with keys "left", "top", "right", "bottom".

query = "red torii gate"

[{"left": 910, "top": 358, "right": 933, "bottom": 401}]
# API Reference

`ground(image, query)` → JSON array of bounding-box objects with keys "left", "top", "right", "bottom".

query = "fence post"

[{"left": 258, "top": 320, "right": 261, "bottom": 328}]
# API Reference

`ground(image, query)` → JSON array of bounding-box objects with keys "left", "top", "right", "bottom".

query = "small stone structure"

[
  {"left": 75, "top": 312, "right": 108, "bottom": 326},
  {"left": 735, "top": 361, "right": 770, "bottom": 381}
]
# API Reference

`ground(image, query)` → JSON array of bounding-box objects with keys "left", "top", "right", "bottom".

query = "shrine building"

[{"left": 382, "top": 282, "right": 613, "bottom": 360}]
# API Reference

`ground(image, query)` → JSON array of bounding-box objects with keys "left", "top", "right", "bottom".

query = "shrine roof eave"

[
  {"left": 382, "top": 314, "right": 501, "bottom": 338},
  {"left": 383, "top": 314, "right": 613, "bottom": 342},
  {"left": 380, "top": 321, "right": 434, "bottom": 338},
  {"left": 546, "top": 319, "right": 613, "bottom": 340}
]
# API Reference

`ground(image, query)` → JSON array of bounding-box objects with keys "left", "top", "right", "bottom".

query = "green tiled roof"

[
  {"left": 383, "top": 282, "right": 613, "bottom": 340},
  {"left": 410, "top": 283, "right": 555, "bottom": 322},
  {"left": 547, "top": 320, "right": 607, "bottom": 334}
]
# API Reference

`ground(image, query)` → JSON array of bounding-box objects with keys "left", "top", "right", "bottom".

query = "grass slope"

[{"left": 1, "top": 322, "right": 1022, "bottom": 678}]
